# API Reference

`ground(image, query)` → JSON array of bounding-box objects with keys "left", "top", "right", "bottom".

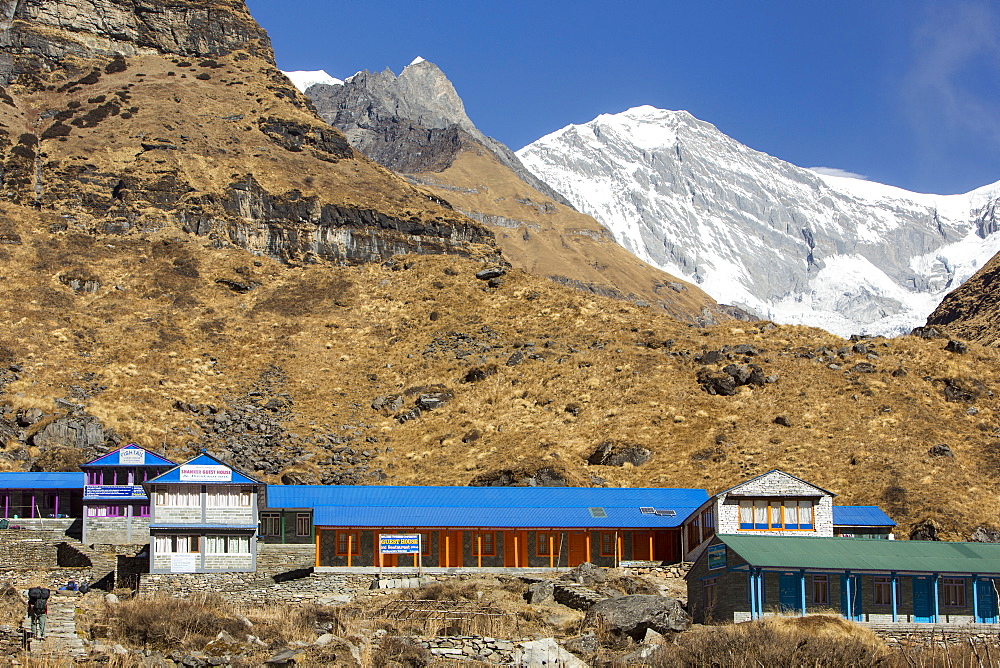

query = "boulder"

[
  {"left": 475, "top": 267, "right": 506, "bottom": 280},
  {"left": 929, "top": 443, "right": 954, "bottom": 458},
  {"left": 910, "top": 518, "right": 941, "bottom": 541},
  {"left": 697, "top": 370, "right": 737, "bottom": 396},
  {"left": 563, "top": 562, "right": 607, "bottom": 587},
  {"left": 526, "top": 580, "right": 554, "bottom": 604},
  {"left": 514, "top": 638, "right": 586, "bottom": 668},
  {"left": 970, "top": 527, "right": 1000, "bottom": 543},
  {"left": 583, "top": 595, "right": 691, "bottom": 639},
  {"left": 945, "top": 339, "right": 968, "bottom": 354},
  {"left": 264, "top": 648, "right": 302, "bottom": 666},
  {"left": 563, "top": 632, "right": 599, "bottom": 658},
  {"left": 587, "top": 441, "right": 652, "bottom": 467}
]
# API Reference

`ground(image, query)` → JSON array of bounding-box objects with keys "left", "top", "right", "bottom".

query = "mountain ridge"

[{"left": 518, "top": 105, "right": 1000, "bottom": 337}]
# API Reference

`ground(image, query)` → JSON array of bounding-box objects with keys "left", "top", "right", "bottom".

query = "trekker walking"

[{"left": 27, "top": 586, "right": 49, "bottom": 640}]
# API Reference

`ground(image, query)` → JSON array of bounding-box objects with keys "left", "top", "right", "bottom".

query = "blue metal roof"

[
  {"left": 313, "top": 504, "right": 698, "bottom": 529},
  {"left": 833, "top": 505, "right": 896, "bottom": 527},
  {"left": 265, "top": 485, "right": 708, "bottom": 529},
  {"left": 268, "top": 484, "right": 707, "bottom": 509},
  {"left": 0, "top": 472, "right": 84, "bottom": 489},
  {"left": 82, "top": 445, "right": 175, "bottom": 468},
  {"left": 145, "top": 453, "right": 262, "bottom": 486},
  {"left": 149, "top": 524, "right": 258, "bottom": 530}
]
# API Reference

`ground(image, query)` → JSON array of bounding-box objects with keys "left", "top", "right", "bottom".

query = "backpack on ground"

[{"left": 27, "top": 587, "right": 49, "bottom": 615}]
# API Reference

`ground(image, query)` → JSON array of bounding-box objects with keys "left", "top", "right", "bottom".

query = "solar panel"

[
  {"left": 640, "top": 507, "right": 655, "bottom": 514},
  {"left": 589, "top": 507, "right": 608, "bottom": 518},
  {"left": 654, "top": 509, "right": 676, "bottom": 517}
]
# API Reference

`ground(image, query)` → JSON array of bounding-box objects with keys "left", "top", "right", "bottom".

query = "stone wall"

[
  {"left": 872, "top": 627, "right": 1000, "bottom": 649},
  {"left": 137, "top": 571, "right": 373, "bottom": 605},
  {"left": 0, "top": 624, "right": 22, "bottom": 658},
  {"left": 419, "top": 635, "right": 518, "bottom": 663},
  {"left": 0, "top": 530, "right": 58, "bottom": 566},
  {"left": 84, "top": 516, "right": 151, "bottom": 546}
]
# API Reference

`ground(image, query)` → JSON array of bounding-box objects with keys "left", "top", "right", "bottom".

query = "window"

[
  {"left": 537, "top": 532, "right": 555, "bottom": 556},
  {"left": 206, "top": 486, "right": 252, "bottom": 508},
  {"left": 600, "top": 532, "right": 616, "bottom": 557},
  {"left": 943, "top": 578, "right": 967, "bottom": 607},
  {"left": 873, "top": 577, "right": 891, "bottom": 605},
  {"left": 205, "top": 535, "right": 250, "bottom": 554},
  {"left": 87, "top": 505, "right": 124, "bottom": 517},
  {"left": 295, "top": 513, "right": 311, "bottom": 537},
  {"left": 154, "top": 487, "right": 200, "bottom": 507},
  {"left": 260, "top": 513, "right": 281, "bottom": 537},
  {"left": 154, "top": 535, "right": 200, "bottom": 554},
  {"left": 703, "top": 578, "right": 718, "bottom": 609},
  {"left": 136, "top": 505, "right": 150, "bottom": 518},
  {"left": 336, "top": 531, "right": 360, "bottom": 556},
  {"left": 472, "top": 532, "right": 496, "bottom": 556},
  {"left": 738, "top": 500, "right": 815, "bottom": 531},
  {"left": 702, "top": 509, "right": 715, "bottom": 540},
  {"left": 420, "top": 532, "right": 431, "bottom": 556},
  {"left": 812, "top": 575, "right": 829, "bottom": 605},
  {"left": 687, "top": 517, "right": 701, "bottom": 546}
]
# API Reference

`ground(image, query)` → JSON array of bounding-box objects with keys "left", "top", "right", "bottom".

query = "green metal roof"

[{"left": 718, "top": 534, "right": 1000, "bottom": 575}]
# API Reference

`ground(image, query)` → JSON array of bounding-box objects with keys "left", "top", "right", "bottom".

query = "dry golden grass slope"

[
  {"left": 407, "top": 147, "right": 730, "bottom": 324},
  {"left": 0, "top": 197, "right": 999, "bottom": 539}
]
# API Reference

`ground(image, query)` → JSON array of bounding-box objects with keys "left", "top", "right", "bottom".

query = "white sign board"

[
  {"left": 170, "top": 554, "right": 197, "bottom": 573},
  {"left": 119, "top": 447, "right": 145, "bottom": 465},
  {"left": 179, "top": 465, "right": 232, "bottom": 482}
]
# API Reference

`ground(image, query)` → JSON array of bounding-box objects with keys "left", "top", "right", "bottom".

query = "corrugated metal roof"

[
  {"left": 82, "top": 445, "right": 175, "bottom": 468},
  {"left": 268, "top": 484, "right": 707, "bottom": 510},
  {"left": 833, "top": 506, "right": 896, "bottom": 527},
  {"left": 0, "top": 472, "right": 84, "bottom": 489},
  {"left": 718, "top": 534, "right": 1000, "bottom": 575},
  {"left": 313, "top": 504, "right": 698, "bottom": 529},
  {"left": 146, "top": 453, "right": 262, "bottom": 485}
]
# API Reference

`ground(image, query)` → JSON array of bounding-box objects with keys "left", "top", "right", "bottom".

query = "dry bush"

[
  {"left": 102, "top": 593, "right": 247, "bottom": 650},
  {"left": 369, "top": 636, "right": 432, "bottom": 667},
  {"left": 0, "top": 582, "right": 25, "bottom": 625},
  {"left": 651, "top": 615, "right": 887, "bottom": 667}
]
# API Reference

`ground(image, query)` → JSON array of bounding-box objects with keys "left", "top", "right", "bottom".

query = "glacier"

[{"left": 517, "top": 105, "right": 1000, "bottom": 337}]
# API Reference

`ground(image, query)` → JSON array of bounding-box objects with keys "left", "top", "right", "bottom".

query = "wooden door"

[
  {"left": 567, "top": 531, "right": 588, "bottom": 567},
  {"left": 655, "top": 530, "right": 679, "bottom": 562},
  {"left": 632, "top": 531, "right": 652, "bottom": 560},
  {"left": 503, "top": 531, "right": 528, "bottom": 567},
  {"left": 373, "top": 531, "right": 397, "bottom": 567},
  {"left": 439, "top": 530, "right": 462, "bottom": 567}
]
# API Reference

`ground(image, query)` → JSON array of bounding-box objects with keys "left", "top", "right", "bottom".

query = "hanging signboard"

[
  {"left": 118, "top": 447, "right": 146, "bottom": 465},
  {"left": 707, "top": 543, "right": 727, "bottom": 570},
  {"left": 379, "top": 534, "right": 421, "bottom": 554},
  {"left": 179, "top": 465, "right": 232, "bottom": 482},
  {"left": 84, "top": 485, "right": 146, "bottom": 498}
]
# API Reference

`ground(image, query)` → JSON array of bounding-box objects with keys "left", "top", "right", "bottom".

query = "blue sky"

[{"left": 246, "top": 0, "right": 1000, "bottom": 195}]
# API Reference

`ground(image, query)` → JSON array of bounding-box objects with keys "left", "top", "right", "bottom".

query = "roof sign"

[
  {"left": 119, "top": 447, "right": 145, "bottom": 465},
  {"left": 179, "top": 465, "right": 232, "bottom": 482},
  {"left": 589, "top": 507, "right": 608, "bottom": 518}
]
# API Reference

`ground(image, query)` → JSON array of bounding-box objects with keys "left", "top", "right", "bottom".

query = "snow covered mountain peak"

[
  {"left": 282, "top": 69, "right": 343, "bottom": 93},
  {"left": 518, "top": 108, "right": 1000, "bottom": 337}
]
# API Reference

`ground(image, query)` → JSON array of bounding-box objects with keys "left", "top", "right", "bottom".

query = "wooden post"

[
  {"left": 586, "top": 532, "right": 592, "bottom": 563},
  {"left": 514, "top": 534, "right": 519, "bottom": 567},
  {"left": 549, "top": 535, "right": 554, "bottom": 568},
  {"left": 616, "top": 532, "right": 622, "bottom": 567},
  {"left": 649, "top": 534, "right": 654, "bottom": 563},
  {"left": 347, "top": 533, "right": 352, "bottom": 568},
  {"left": 445, "top": 535, "right": 450, "bottom": 568},
  {"left": 477, "top": 535, "right": 483, "bottom": 568},
  {"left": 315, "top": 528, "right": 321, "bottom": 568}
]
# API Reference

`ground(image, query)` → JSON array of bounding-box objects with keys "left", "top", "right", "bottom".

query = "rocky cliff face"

[
  {"left": 306, "top": 59, "right": 572, "bottom": 207},
  {"left": 925, "top": 251, "right": 1000, "bottom": 345},
  {"left": 518, "top": 106, "right": 1000, "bottom": 337},
  {"left": 0, "top": 0, "right": 274, "bottom": 84},
  {"left": 301, "top": 60, "right": 735, "bottom": 324},
  {"left": 0, "top": 0, "right": 497, "bottom": 265}
]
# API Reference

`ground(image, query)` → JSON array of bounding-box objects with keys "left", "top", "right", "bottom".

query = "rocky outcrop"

[
  {"left": 926, "top": 251, "right": 1000, "bottom": 345},
  {"left": 305, "top": 60, "right": 572, "bottom": 207},
  {"left": 0, "top": 0, "right": 274, "bottom": 85}
]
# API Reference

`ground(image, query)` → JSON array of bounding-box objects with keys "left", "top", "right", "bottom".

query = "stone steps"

[
  {"left": 552, "top": 582, "right": 608, "bottom": 610},
  {"left": 23, "top": 597, "right": 87, "bottom": 661}
]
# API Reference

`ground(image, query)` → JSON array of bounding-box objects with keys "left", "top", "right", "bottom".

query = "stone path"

[{"left": 23, "top": 595, "right": 86, "bottom": 662}]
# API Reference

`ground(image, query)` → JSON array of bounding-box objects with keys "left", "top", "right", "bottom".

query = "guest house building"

[{"left": 144, "top": 452, "right": 264, "bottom": 574}]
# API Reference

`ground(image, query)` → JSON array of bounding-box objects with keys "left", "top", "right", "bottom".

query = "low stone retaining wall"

[
  {"left": 419, "top": 635, "right": 519, "bottom": 663},
  {"left": 0, "top": 623, "right": 23, "bottom": 658},
  {"left": 622, "top": 564, "right": 690, "bottom": 578},
  {"left": 867, "top": 625, "right": 1000, "bottom": 649},
  {"left": 137, "top": 571, "right": 375, "bottom": 605},
  {"left": 0, "top": 568, "right": 96, "bottom": 590}
]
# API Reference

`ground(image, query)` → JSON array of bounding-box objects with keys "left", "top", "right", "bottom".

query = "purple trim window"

[{"left": 136, "top": 505, "right": 150, "bottom": 518}]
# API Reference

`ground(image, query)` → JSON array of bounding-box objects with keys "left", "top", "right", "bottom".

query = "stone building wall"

[{"left": 84, "top": 516, "right": 151, "bottom": 545}]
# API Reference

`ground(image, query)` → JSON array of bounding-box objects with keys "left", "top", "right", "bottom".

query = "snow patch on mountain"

[
  {"left": 517, "top": 106, "right": 1000, "bottom": 337},
  {"left": 282, "top": 70, "right": 343, "bottom": 93}
]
